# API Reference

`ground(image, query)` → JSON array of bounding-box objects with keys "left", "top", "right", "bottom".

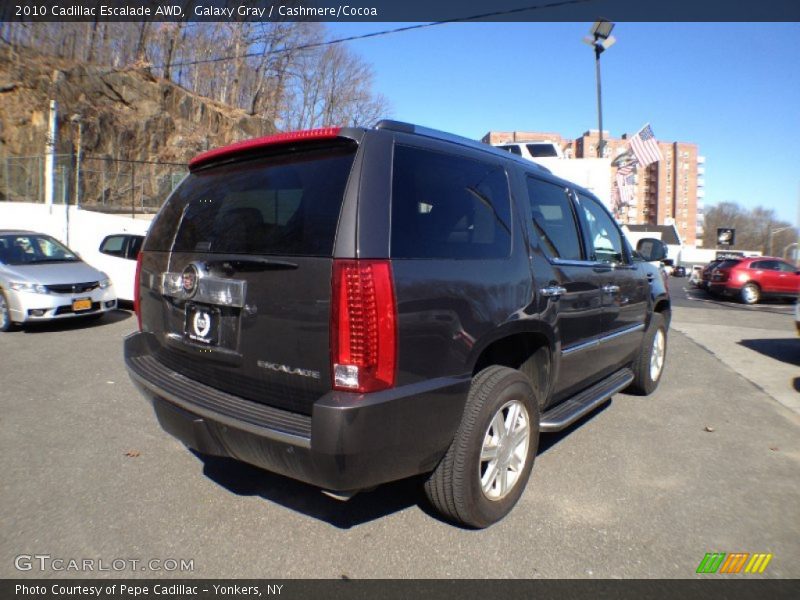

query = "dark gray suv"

[{"left": 125, "top": 121, "right": 670, "bottom": 527}]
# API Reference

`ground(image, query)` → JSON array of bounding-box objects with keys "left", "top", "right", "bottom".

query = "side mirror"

[{"left": 636, "top": 238, "right": 668, "bottom": 262}]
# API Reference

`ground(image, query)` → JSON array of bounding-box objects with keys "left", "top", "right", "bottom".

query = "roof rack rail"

[{"left": 374, "top": 119, "right": 551, "bottom": 174}]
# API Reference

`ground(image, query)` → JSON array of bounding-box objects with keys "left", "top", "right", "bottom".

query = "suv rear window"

[
  {"left": 391, "top": 145, "right": 511, "bottom": 259},
  {"left": 145, "top": 144, "right": 356, "bottom": 256},
  {"left": 717, "top": 259, "right": 742, "bottom": 269}
]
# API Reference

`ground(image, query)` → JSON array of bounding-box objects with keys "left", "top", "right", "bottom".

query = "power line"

[{"left": 153, "top": 0, "right": 596, "bottom": 70}]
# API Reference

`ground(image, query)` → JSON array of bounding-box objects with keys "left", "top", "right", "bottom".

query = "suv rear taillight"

[
  {"left": 331, "top": 259, "right": 397, "bottom": 393},
  {"left": 134, "top": 252, "right": 143, "bottom": 331}
]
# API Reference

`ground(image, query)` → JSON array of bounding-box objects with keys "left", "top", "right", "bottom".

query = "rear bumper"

[{"left": 124, "top": 332, "right": 469, "bottom": 491}]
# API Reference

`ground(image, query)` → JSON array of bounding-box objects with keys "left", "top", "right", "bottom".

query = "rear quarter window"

[
  {"left": 391, "top": 145, "right": 512, "bottom": 259},
  {"left": 100, "top": 235, "right": 126, "bottom": 257},
  {"left": 526, "top": 177, "right": 583, "bottom": 261},
  {"left": 145, "top": 144, "right": 356, "bottom": 256}
]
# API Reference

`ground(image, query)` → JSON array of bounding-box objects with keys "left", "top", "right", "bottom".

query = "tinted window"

[
  {"left": 146, "top": 144, "right": 356, "bottom": 256},
  {"left": 578, "top": 193, "right": 625, "bottom": 264},
  {"left": 498, "top": 145, "right": 522, "bottom": 156},
  {"left": 0, "top": 234, "right": 78, "bottom": 265},
  {"left": 526, "top": 143, "right": 558, "bottom": 158},
  {"left": 391, "top": 146, "right": 511, "bottom": 259},
  {"left": 750, "top": 260, "right": 772, "bottom": 270},
  {"left": 776, "top": 261, "right": 797, "bottom": 273},
  {"left": 128, "top": 235, "right": 144, "bottom": 259},
  {"left": 526, "top": 177, "right": 583, "bottom": 261},
  {"left": 100, "top": 235, "right": 126, "bottom": 257}
]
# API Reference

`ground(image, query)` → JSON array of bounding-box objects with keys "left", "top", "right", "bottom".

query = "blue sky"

[{"left": 327, "top": 22, "right": 800, "bottom": 225}]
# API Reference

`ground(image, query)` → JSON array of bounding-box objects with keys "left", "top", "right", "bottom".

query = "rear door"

[
  {"left": 139, "top": 140, "right": 359, "bottom": 415},
  {"left": 750, "top": 260, "right": 781, "bottom": 293}
]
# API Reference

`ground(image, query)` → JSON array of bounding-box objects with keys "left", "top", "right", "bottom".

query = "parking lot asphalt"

[{"left": 1, "top": 288, "right": 799, "bottom": 579}]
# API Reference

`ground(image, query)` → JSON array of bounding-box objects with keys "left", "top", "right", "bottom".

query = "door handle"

[
  {"left": 540, "top": 285, "right": 567, "bottom": 298},
  {"left": 602, "top": 284, "right": 620, "bottom": 294}
]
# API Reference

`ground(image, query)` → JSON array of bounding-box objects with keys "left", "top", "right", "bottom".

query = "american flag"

[
  {"left": 617, "top": 159, "right": 638, "bottom": 176},
  {"left": 616, "top": 172, "right": 636, "bottom": 206},
  {"left": 629, "top": 124, "right": 663, "bottom": 167}
]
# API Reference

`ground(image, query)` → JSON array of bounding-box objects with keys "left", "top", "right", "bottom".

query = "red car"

[{"left": 708, "top": 256, "right": 800, "bottom": 304}]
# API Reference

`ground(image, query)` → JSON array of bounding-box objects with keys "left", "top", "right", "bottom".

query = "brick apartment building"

[{"left": 482, "top": 130, "right": 705, "bottom": 246}]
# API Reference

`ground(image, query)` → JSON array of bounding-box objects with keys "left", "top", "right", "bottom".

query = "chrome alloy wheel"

[
  {"left": 650, "top": 328, "right": 665, "bottom": 382},
  {"left": 479, "top": 400, "right": 530, "bottom": 500},
  {"left": 742, "top": 284, "right": 759, "bottom": 304}
]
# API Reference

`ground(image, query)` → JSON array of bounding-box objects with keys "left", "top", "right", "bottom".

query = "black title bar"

[{"left": 3, "top": 0, "right": 800, "bottom": 23}]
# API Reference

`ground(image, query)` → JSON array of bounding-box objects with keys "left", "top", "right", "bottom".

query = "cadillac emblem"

[{"left": 181, "top": 264, "right": 199, "bottom": 297}]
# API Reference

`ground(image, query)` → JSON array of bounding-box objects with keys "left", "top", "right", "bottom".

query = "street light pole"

[
  {"left": 768, "top": 226, "right": 792, "bottom": 257},
  {"left": 584, "top": 20, "right": 616, "bottom": 159},
  {"left": 595, "top": 44, "right": 604, "bottom": 159}
]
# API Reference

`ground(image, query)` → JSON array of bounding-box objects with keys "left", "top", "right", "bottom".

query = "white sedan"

[{"left": 0, "top": 230, "right": 117, "bottom": 331}]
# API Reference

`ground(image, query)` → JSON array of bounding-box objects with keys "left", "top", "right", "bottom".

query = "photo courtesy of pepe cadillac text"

[{"left": 10, "top": 582, "right": 279, "bottom": 598}]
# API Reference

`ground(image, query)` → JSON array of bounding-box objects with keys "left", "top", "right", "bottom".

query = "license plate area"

[
  {"left": 184, "top": 303, "right": 221, "bottom": 345},
  {"left": 72, "top": 297, "right": 92, "bottom": 312}
]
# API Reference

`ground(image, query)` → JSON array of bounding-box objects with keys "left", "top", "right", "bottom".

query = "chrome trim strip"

[
  {"left": 561, "top": 338, "right": 600, "bottom": 356},
  {"left": 161, "top": 273, "right": 247, "bottom": 308},
  {"left": 602, "top": 323, "right": 645, "bottom": 342},
  {"left": 561, "top": 323, "right": 645, "bottom": 356}
]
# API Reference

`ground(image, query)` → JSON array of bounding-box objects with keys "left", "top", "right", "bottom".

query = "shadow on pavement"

[
  {"left": 195, "top": 452, "right": 428, "bottom": 529},
  {"left": 20, "top": 308, "right": 132, "bottom": 333},
  {"left": 538, "top": 400, "right": 610, "bottom": 455},
  {"left": 685, "top": 288, "right": 794, "bottom": 314},
  {"left": 738, "top": 338, "right": 800, "bottom": 367},
  {"left": 193, "top": 402, "right": 609, "bottom": 530}
]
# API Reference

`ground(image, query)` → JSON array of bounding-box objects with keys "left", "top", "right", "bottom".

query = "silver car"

[{"left": 0, "top": 230, "right": 117, "bottom": 331}]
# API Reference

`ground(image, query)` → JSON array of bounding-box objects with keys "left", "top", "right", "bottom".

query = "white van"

[{"left": 493, "top": 141, "right": 564, "bottom": 160}]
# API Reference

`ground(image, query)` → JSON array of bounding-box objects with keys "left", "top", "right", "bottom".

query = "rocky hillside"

[{"left": 0, "top": 46, "right": 272, "bottom": 207}]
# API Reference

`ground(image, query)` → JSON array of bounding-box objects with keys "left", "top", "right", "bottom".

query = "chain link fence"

[{"left": 0, "top": 154, "right": 187, "bottom": 215}]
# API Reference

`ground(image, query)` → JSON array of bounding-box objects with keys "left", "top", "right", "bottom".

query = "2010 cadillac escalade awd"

[{"left": 124, "top": 121, "right": 670, "bottom": 528}]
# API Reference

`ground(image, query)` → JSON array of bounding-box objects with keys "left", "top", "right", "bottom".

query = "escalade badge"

[{"left": 257, "top": 360, "right": 321, "bottom": 380}]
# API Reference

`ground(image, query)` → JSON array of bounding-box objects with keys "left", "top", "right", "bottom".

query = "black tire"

[
  {"left": 424, "top": 365, "right": 540, "bottom": 528},
  {"left": 627, "top": 313, "right": 667, "bottom": 396},
  {"left": 0, "top": 291, "right": 18, "bottom": 332},
  {"left": 740, "top": 283, "right": 760, "bottom": 305}
]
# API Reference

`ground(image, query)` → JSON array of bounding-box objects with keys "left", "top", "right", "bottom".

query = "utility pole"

[
  {"left": 70, "top": 114, "right": 82, "bottom": 208},
  {"left": 45, "top": 99, "right": 57, "bottom": 212}
]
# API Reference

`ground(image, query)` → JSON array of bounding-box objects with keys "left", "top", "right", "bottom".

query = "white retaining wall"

[{"left": 0, "top": 202, "right": 153, "bottom": 259}]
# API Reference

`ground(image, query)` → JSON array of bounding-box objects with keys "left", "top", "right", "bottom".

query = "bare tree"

[
  {"left": 4, "top": 22, "right": 390, "bottom": 131},
  {"left": 703, "top": 202, "right": 797, "bottom": 257}
]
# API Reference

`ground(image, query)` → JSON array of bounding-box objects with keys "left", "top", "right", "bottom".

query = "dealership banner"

[{"left": 3, "top": 0, "right": 799, "bottom": 22}]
